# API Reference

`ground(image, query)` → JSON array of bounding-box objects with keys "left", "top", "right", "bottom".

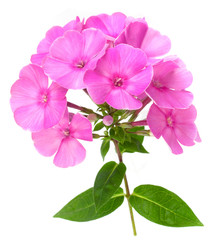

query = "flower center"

[
  {"left": 114, "top": 77, "right": 123, "bottom": 87},
  {"left": 63, "top": 129, "right": 70, "bottom": 137},
  {"left": 153, "top": 79, "right": 163, "bottom": 88},
  {"left": 41, "top": 94, "right": 48, "bottom": 103},
  {"left": 76, "top": 60, "right": 85, "bottom": 68},
  {"left": 167, "top": 116, "right": 173, "bottom": 127}
]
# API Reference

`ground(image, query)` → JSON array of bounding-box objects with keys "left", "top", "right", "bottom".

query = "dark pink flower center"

[
  {"left": 75, "top": 60, "right": 85, "bottom": 68},
  {"left": 153, "top": 79, "right": 163, "bottom": 88},
  {"left": 167, "top": 116, "right": 173, "bottom": 127},
  {"left": 63, "top": 129, "right": 70, "bottom": 137},
  {"left": 113, "top": 77, "right": 123, "bottom": 87}
]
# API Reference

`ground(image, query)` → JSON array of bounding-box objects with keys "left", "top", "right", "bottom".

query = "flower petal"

[
  {"left": 53, "top": 138, "right": 86, "bottom": 167},
  {"left": 153, "top": 60, "right": 179, "bottom": 80},
  {"left": 63, "top": 16, "right": 83, "bottom": 32},
  {"left": 45, "top": 26, "right": 64, "bottom": 44},
  {"left": 85, "top": 12, "right": 126, "bottom": 38},
  {"left": 31, "top": 53, "right": 47, "bottom": 66},
  {"left": 124, "top": 65, "right": 153, "bottom": 96},
  {"left": 146, "top": 85, "right": 193, "bottom": 109},
  {"left": 161, "top": 68, "right": 193, "bottom": 90},
  {"left": 43, "top": 57, "right": 72, "bottom": 81},
  {"left": 14, "top": 103, "right": 45, "bottom": 132},
  {"left": 172, "top": 105, "right": 197, "bottom": 124},
  {"left": 106, "top": 88, "right": 142, "bottom": 110},
  {"left": 141, "top": 28, "right": 171, "bottom": 57},
  {"left": 19, "top": 64, "right": 48, "bottom": 89},
  {"left": 69, "top": 113, "right": 93, "bottom": 141},
  {"left": 48, "top": 82, "right": 68, "bottom": 100},
  {"left": 44, "top": 99, "right": 67, "bottom": 129},
  {"left": 117, "top": 44, "right": 148, "bottom": 78},
  {"left": 84, "top": 70, "right": 112, "bottom": 104},
  {"left": 10, "top": 78, "right": 38, "bottom": 112},
  {"left": 93, "top": 46, "right": 121, "bottom": 78},
  {"left": 174, "top": 123, "right": 197, "bottom": 146},
  {"left": 147, "top": 103, "right": 167, "bottom": 138},
  {"left": 116, "top": 21, "right": 148, "bottom": 48},
  {"left": 162, "top": 127, "right": 183, "bottom": 154},
  {"left": 82, "top": 29, "right": 106, "bottom": 61},
  {"left": 32, "top": 128, "right": 63, "bottom": 156},
  {"left": 49, "top": 30, "right": 83, "bottom": 62},
  {"left": 55, "top": 69, "right": 86, "bottom": 89}
]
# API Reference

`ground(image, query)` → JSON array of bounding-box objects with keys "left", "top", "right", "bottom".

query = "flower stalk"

[{"left": 113, "top": 140, "right": 137, "bottom": 236}]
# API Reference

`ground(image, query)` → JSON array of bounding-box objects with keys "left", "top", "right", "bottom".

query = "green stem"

[{"left": 113, "top": 140, "right": 137, "bottom": 236}]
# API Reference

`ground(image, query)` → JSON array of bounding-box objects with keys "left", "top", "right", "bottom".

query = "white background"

[{"left": 1, "top": 0, "right": 212, "bottom": 239}]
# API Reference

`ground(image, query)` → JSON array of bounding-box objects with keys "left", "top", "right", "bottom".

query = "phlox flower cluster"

[{"left": 10, "top": 12, "right": 200, "bottom": 167}]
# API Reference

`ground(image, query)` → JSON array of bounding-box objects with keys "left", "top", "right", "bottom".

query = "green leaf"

[
  {"left": 100, "top": 138, "right": 110, "bottom": 160},
  {"left": 113, "top": 110, "right": 125, "bottom": 116},
  {"left": 94, "top": 161, "right": 126, "bottom": 210},
  {"left": 129, "top": 184, "right": 203, "bottom": 227},
  {"left": 116, "top": 127, "right": 125, "bottom": 143},
  {"left": 54, "top": 187, "right": 124, "bottom": 222},
  {"left": 119, "top": 134, "right": 148, "bottom": 154},
  {"left": 127, "top": 126, "right": 145, "bottom": 132},
  {"left": 109, "top": 127, "right": 126, "bottom": 143},
  {"left": 93, "top": 121, "right": 104, "bottom": 131}
]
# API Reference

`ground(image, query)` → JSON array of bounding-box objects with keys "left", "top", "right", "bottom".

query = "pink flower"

[
  {"left": 32, "top": 110, "right": 93, "bottom": 168},
  {"left": 31, "top": 17, "right": 84, "bottom": 66},
  {"left": 43, "top": 28, "right": 107, "bottom": 89},
  {"left": 85, "top": 12, "right": 127, "bottom": 40},
  {"left": 10, "top": 64, "right": 67, "bottom": 132},
  {"left": 147, "top": 103, "right": 201, "bottom": 154},
  {"left": 115, "top": 20, "right": 171, "bottom": 59},
  {"left": 145, "top": 57, "right": 193, "bottom": 109},
  {"left": 84, "top": 44, "right": 153, "bottom": 110},
  {"left": 103, "top": 115, "right": 113, "bottom": 126}
]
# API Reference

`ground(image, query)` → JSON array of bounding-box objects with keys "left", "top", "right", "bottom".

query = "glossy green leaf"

[
  {"left": 119, "top": 134, "right": 148, "bottom": 154},
  {"left": 93, "top": 121, "right": 104, "bottom": 131},
  {"left": 100, "top": 138, "right": 110, "bottom": 160},
  {"left": 94, "top": 161, "right": 126, "bottom": 210},
  {"left": 54, "top": 187, "right": 124, "bottom": 222},
  {"left": 129, "top": 184, "right": 203, "bottom": 227}
]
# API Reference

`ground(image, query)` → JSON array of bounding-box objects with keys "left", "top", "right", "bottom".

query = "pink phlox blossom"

[
  {"left": 32, "top": 110, "right": 93, "bottom": 168},
  {"left": 115, "top": 19, "right": 171, "bottom": 61},
  {"left": 145, "top": 56, "right": 193, "bottom": 109},
  {"left": 84, "top": 44, "right": 153, "bottom": 110},
  {"left": 31, "top": 17, "right": 84, "bottom": 66},
  {"left": 10, "top": 64, "right": 67, "bottom": 132},
  {"left": 147, "top": 103, "right": 201, "bottom": 154},
  {"left": 43, "top": 28, "right": 107, "bottom": 89}
]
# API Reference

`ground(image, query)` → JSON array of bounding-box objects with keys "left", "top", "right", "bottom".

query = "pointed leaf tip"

[
  {"left": 129, "top": 184, "right": 203, "bottom": 227},
  {"left": 54, "top": 187, "right": 124, "bottom": 222}
]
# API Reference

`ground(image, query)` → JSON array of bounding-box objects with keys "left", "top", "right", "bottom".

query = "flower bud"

[
  {"left": 103, "top": 115, "right": 113, "bottom": 126},
  {"left": 87, "top": 113, "right": 98, "bottom": 122}
]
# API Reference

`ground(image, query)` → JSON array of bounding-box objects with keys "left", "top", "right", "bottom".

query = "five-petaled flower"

[
  {"left": 147, "top": 103, "right": 201, "bottom": 154},
  {"left": 31, "top": 17, "right": 84, "bottom": 66},
  {"left": 145, "top": 56, "right": 193, "bottom": 109},
  {"left": 43, "top": 28, "right": 107, "bottom": 89},
  {"left": 10, "top": 64, "right": 67, "bottom": 132},
  {"left": 32, "top": 110, "right": 93, "bottom": 168},
  {"left": 84, "top": 44, "right": 153, "bottom": 110}
]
